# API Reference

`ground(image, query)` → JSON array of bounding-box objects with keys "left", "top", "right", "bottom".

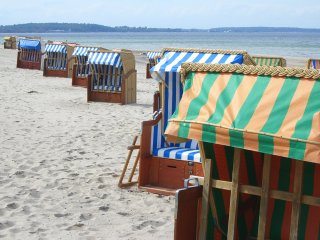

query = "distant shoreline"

[{"left": 1, "top": 23, "right": 320, "bottom": 33}]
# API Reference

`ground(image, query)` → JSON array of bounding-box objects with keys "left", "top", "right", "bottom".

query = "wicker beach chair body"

[
  {"left": 4, "top": 36, "right": 17, "bottom": 49},
  {"left": 71, "top": 46, "right": 102, "bottom": 87},
  {"left": 139, "top": 48, "right": 256, "bottom": 195},
  {"left": 146, "top": 51, "right": 162, "bottom": 78},
  {"left": 86, "top": 49, "right": 136, "bottom": 104},
  {"left": 43, "top": 42, "right": 77, "bottom": 78},
  {"left": 307, "top": 59, "right": 320, "bottom": 69},
  {"left": 252, "top": 55, "right": 287, "bottom": 67},
  {"left": 166, "top": 63, "right": 320, "bottom": 239},
  {"left": 16, "top": 39, "right": 42, "bottom": 70}
]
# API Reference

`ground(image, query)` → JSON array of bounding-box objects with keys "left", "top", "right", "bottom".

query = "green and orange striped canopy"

[{"left": 165, "top": 63, "right": 320, "bottom": 164}]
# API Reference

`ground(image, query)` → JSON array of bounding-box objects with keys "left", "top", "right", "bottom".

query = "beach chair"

[
  {"left": 306, "top": 58, "right": 320, "bottom": 69},
  {"left": 43, "top": 42, "right": 78, "bottom": 78},
  {"left": 138, "top": 48, "right": 256, "bottom": 195},
  {"left": 146, "top": 51, "right": 162, "bottom": 78},
  {"left": 71, "top": 46, "right": 104, "bottom": 87},
  {"left": 3, "top": 36, "right": 17, "bottom": 49},
  {"left": 166, "top": 63, "right": 320, "bottom": 239},
  {"left": 252, "top": 55, "right": 287, "bottom": 67},
  {"left": 16, "top": 39, "right": 42, "bottom": 70},
  {"left": 87, "top": 49, "right": 136, "bottom": 104}
]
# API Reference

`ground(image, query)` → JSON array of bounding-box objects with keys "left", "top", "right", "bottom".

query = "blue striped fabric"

[
  {"left": 151, "top": 51, "right": 243, "bottom": 81},
  {"left": 153, "top": 147, "right": 201, "bottom": 162},
  {"left": 90, "top": 64, "right": 123, "bottom": 92},
  {"left": 149, "top": 50, "right": 246, "bottom": 162},
  {"left": 147, "top": 51, "right": 162, "bottom": 60},
  {"left": 88, "top": 52, "right": 122, "bottom": 68},
  {"left": 72, "top": 47, "right": 98, "bottom": 56},
  {"left": 73, "top": 47, "right": 98, "bottom": 77},
  {"left": 45, "top": 44, "right": 67, "bottom": 53},
  {"left": 45, "top": 44, "right": 67, "bottom": 70},
  {"left": 311, "top": 59, "right": 320, "bottom": 69}
]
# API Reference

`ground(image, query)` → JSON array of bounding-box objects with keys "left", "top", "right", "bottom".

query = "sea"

[{"left": 1, "top": 32, "right": 320, "bottom": 59}]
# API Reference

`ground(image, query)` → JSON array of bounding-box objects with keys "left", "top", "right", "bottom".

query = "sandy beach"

[
  {"left": 0, "top": 46, "right": 174, "bottom": 240},
  {"left": 0, "top": 45, "right": 307, "bottom": 240}
]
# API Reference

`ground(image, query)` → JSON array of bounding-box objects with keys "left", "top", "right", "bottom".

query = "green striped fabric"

[{"left": 252, "top": 56, "right": 286, "bottom": 67}]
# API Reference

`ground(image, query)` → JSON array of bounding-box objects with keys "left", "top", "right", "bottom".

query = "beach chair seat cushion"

[{"left": 152, "top": 147, "right": 200, "bottom": 162}]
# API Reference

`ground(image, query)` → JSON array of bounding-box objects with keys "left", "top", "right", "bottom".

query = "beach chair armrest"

[{"left": 140, "top": 112, "right": 162, "bottom": 157}]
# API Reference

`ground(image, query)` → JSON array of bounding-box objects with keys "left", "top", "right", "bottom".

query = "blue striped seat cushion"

[{"left": 152, "top": 147, "right": 201, "bottom": 162}]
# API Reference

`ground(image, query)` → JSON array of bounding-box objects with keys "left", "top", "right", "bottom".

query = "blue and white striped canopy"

[
  {"left": 147, "top": 51, "right": 162, "bottom": 60},
  {"left": 151, "top": 51, "right": 244, "bottom": 81},
  {"left": 88, "top": 52, "right": 122, "bottom": 68},
  {"left": 45, "top": 44, "right": 67, "bottom": 54},
  {"left": 72, "top": 46, "right": 99, "bottom": 56}
]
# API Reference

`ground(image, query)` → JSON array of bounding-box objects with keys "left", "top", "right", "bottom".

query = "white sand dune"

[{"left": 0, "top": 47, "right": 174, "bottom": 240}]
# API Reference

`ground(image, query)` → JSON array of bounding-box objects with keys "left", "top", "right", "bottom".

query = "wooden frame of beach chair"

[
  {"left": 138, "top": 48, "right": 256, "bottom": 195},
  {"left": 118, "top": 135, "right": 141, "bottom": 188},
  {"left": 71, "top": 46, "right": 107, "bottom": 87},
  {"left": 252, "top": 55, "right": 287, "bottom": 67},
  {"left": 16, "top": 39, "right": 42, "bottom": 70},
  {"left": 43, "top": 42, "right": 77, "bottom": 78},
  {"left": 306, "top": 58, "right": 320, "bottom": 69},
  {"left": 146, "top": 51, "right": 162, "bottom": 78},
  {"left": 87, "top": 49, "right": 137, "bottom": 105},
  {"left": 167, "top": 63, "right": 320, "bottom": 240}
]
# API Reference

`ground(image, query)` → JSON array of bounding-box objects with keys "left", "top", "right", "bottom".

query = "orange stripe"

[
  {"left": 188, "top": 73, "right": 232, "bottom": 140},
  {"left": 172, "top": 72, "right": 207, "bottom": 121},
  {"left": 243, "top": 76, "right": 286, "bottom": 152},
  {"left": 215, "top": 75, "right": 257, "bottom": 145},
  {"left": 304, "top": 111, "right": 320, "bottom": 163}
]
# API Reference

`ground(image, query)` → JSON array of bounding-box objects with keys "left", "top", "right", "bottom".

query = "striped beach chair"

[
  {"left": 138, "top": 48, "right": 256, "bottom": 195},
  {"left": 43, "top": 42, "right": 77, "bottom": 78},
  {"left": 166, "top": 63, "right": 320, "bottom": 239},
  {"left": 71, "top": 46, "right": 101, "bottom": 87},
  {"left": 17, "top": 39, "right": 42, "bottom": 70},
  {"left": 306, "top": 58, "right": 320, "bottom": 69},
  {"left": 252, "top": 55, "right": 286, "bottom": 67},
  {"left": 146, "top": 51, "right": 162, "bottom": 78},
  {"left": 87, "top": 49, "right": 136, "bottom": 104}
]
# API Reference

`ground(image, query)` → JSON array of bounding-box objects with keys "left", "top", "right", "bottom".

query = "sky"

[{"left": 1, "top": 0, "right": 319, "bottom": 29}]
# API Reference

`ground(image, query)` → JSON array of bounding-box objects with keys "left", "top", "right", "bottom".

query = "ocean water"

[{"left": 1, "top": 32, "right": 320, "bottom": 58}]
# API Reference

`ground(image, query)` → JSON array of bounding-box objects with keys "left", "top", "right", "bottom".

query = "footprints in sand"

[
  {"left": 0, "top": 221, "right": 14, "bottom": 230},
  {"left": 133, "top": 220, "right": 166, "bottom": 231}
]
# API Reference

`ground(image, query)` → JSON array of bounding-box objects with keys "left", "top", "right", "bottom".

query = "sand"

[
  {"left": 0, "top": 46, "right": 307, "bottom": 240},
  {"left": 0, "top": 47, "right": 174, "bottom": 240}
]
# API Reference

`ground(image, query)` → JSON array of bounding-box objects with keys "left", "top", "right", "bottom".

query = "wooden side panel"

[{"left": 174, "top": 186, "right": 203, "bottom": 240}]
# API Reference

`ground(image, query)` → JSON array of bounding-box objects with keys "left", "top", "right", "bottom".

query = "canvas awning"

[
  {"left": 150, "top": 48, "right": 251, "bottom": 82},
  {"left": 45, "top": 44, "right": 67, "bottom": 53},
  {"left": 88, "top": 52, "right": 122, "bottom": 68},
  {"left": 165, "top": 63, "right": 320, "bottom": 163},
  {"left": 19, "top": 39, "right": 41, "bottom": 51},
  {"left": 72, "top": 46, "right": 98, "bottom": 56},
  {"left": 147, "top": 51, "right": 162, "bottom": 60}
]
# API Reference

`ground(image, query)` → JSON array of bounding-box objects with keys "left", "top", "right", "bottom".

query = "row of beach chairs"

[
  {"left": 16, "top": 40, "right": 137, "bottom": 105},
  {"left": 13, "top": 39, "right": 320, "bottom": 239}
]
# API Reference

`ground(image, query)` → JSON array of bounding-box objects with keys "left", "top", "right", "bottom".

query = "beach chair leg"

[
  {"left": 199, "top": 157, "right": 213, "bottom": 240},
  {"left": 128, "top": 150, "right": 140, "bottom": 183},
  {"left": 118, "top": 135, "right": 140, "bottom": 188},
  {"left": 257, "top": 154, "right": 271, "bottom": 240},
  {"left": 290, "top": 161, "right": 304, "bottom": 240},
  {"left": 227, "top": 148, "right": 241, "bottom": 240}
]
